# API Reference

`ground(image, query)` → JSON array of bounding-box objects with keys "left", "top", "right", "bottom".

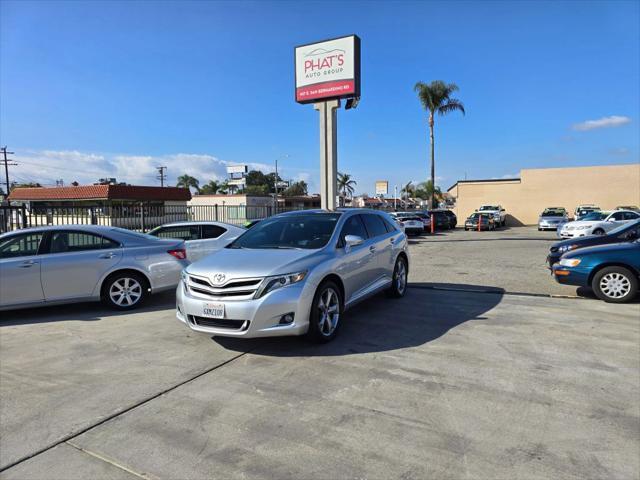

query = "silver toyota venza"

[
  {"left": 0, "top": 225, "right": 189, "bottom": 311},
  {"left": 176, "top": 209, "right": 409, "bottom": 342}
]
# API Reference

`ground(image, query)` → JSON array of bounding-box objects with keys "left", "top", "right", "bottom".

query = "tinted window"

[
  {"left": 50, "top": 231, "right": 116, "bottom": 253},
  {"left": 624, "top": 212, "right": 640, "bottom": 220},
  {"left": 339, "top": 215, "right": 368, "bottom": 244},
  {"left": 0, "top": 233, "right": 44, "bottom": 259},
  {"left": 610, "top": 212, "right": 625, "bottom": 221},
  {"left": 362, "top": 214, "right": 388, "bottom": 238},
  {"left": 382, "top": 217, "right": 398, "bottom": 233},
  {"left": 151, "top": 225, "right": 200, "bottom": 241},
  {"left": 581, "top": 212, "right": 607, "bottom": 221},
  {"left": 202, "top": 225, "right": 226, "bottom": 239},
  {"left": 229, "top": 213, "right": 340, "bottom": 250}
]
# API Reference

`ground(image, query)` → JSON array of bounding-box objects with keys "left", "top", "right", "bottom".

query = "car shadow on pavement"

[
  {"left": 0, "top": 291, "right": 176, "bottom": 326},
  {"left": 214, "top": 283, "right": 503, "bottom": 357}
]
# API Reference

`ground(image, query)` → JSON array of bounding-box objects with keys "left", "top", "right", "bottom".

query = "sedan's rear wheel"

[
  {"left": 102, "top": 272, "right": 148, "bottom": 310},
  {"left": 306, "top": 281, "right": 342, "bottom": 342},
  {"left": 592, "top": 266, "right": 638, "bottom": 303}
]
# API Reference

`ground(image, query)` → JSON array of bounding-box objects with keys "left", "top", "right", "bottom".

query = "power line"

[
  {"left": 1, "top": 147, "right": 17, "bottom": 201},
  {"left": 156, "top": 166, "right": 167, "bottom": 187}
]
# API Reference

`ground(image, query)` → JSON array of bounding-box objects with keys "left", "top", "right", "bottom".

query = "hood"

[
  {"left": 185, "top": 247, "right": 324, "bottom": 279},
  {"left": 563, "top": 241, "right": 640, "bottom": 258}
]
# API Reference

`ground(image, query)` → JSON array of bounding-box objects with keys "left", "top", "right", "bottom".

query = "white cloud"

[
  {"left": 572, "top": 115, "right": 631, "bottom": 131},
  {"left": 11, "top": 149, "right": 316, "bottom": 191}
]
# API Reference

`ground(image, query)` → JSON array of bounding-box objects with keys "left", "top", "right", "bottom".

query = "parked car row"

[
  {"left": 389, "top": 210, "right": 457, "bottom": 235},
  {"left": 548, "top": 219, "right": 640, "bottom": 303},
  {"left": 0, "top": 209, "right": 411, "bottom": 342}
]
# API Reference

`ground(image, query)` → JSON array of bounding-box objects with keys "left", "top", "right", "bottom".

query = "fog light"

[{"left": 279, "top": 313, "right": 295, "bottom": 325}]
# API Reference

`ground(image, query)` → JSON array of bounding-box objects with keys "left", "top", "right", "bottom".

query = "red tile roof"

[{"left": 9, "top": 185, "right": 191, "bottom": 201}]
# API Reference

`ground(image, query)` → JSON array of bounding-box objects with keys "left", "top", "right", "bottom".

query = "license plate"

[{"left": 202, "top": 302, "right": 225, "bottom": 319}]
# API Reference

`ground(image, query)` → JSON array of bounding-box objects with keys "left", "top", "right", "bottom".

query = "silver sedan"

[
  {"left": 0, "top": 225, "right": 189, "bottom": 311},
  {"left": 176, "top": 209, "right": 410, "bottom": 342}
]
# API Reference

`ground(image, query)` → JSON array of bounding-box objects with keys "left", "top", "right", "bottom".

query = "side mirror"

[
  {"left": 608, "top": 218, "right": 616, "bottom": 222},
  {"left": 344, "top": 235, "right": 364, "bottom": 252}
]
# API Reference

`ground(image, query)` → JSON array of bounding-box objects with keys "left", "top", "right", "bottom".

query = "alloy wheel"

[
  {"left": 317, "top": 287, "right": 340, "bottom": 337},
  {"left": 395, "top": 260, "right": 407, "bottom": 295},
  {"left": 109, "top": 277, "right": 143, "bottom": 307},
  {"left": 600, "top": 273, "right": 631, "bottom": 299}
]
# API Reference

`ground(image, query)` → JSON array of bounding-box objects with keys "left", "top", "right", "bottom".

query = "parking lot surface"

[
  {"left": 2, "top": 274, "right": 639, "bottom": 479},
  {"left": 408, "top": 226, "right": 578, "bottom": 297}
]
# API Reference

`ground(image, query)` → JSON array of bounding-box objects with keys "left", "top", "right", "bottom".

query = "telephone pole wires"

[
  {"left": 1, "top": 147, "right": 17, "bottom": 204},
  {"left": 156, "top": 166, "right": 167, "bottom": 187}
]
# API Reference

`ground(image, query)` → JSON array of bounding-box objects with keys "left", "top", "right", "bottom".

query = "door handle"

[
  {"left": 19, "top": 260, "right": 38, "bottom": 268},
  {"left": 99, "top": 252, "right": 116, "bottom": 259}
]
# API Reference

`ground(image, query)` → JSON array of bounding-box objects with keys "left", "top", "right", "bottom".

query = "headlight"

[
  {"left": 559, "top": 244, "right": 577, "bottom": 253},
  {"left": 559, "top": 258, "right": 581, "bottom": 267},
  {"left": 256, "top": 271, "right": 307, "bottom": 298},
  {"left": 577, "top": 225, "right": 590, "bottom": 230}
]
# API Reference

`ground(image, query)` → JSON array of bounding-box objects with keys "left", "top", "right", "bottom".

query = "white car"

[
  {"left": 148, "top": 221, "right": 246, "bottom": 261},
  {"left": 477, "top": 205, "right": 506, "bottom": 227},
  {"left": 559, "top": 210, "right": 640, "bottom": 238}
]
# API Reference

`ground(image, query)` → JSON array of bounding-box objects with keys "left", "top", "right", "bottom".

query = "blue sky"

[{"left": 1, "top": 0, "right": 638, "bottom": 194}]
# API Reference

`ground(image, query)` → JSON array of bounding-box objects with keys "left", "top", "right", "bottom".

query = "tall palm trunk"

[{"left": 429, "top": 113, "right": 435, "bottom": 209}]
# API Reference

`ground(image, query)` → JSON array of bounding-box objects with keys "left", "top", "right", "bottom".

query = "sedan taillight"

[{"left": 168, "top": 248, "right": 187, "bottom": 260}]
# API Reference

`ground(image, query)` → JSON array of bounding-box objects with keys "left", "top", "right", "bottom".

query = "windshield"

[
  {"left": 479, "top": 206, "right": 499, "bottom": 211},
  {"left": 541, "top": 209, "right": 565, "bottom": 217},
  {"left": 228, "top": 213, "right": 341, "bottom": 249},
  {"left": 580, "top": 212, "right": 607, "bottom": 221}
]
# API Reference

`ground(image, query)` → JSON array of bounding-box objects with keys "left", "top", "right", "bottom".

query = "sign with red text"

[{"left": 295, "top": 35, "right": 361, "bottom": 104}]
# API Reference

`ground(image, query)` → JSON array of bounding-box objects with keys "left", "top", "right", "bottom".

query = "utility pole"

[
  {"left": 1, "top": 147, "right": 17, "bottom": 205},
  {"left": 394, "top": 185, "right": 398, "bottom": 211},
  {"left": 273, "top": 154, "right": 288, "bottom": 213},
  {"left": 156, "top": 166, "right": 167, "bottom": 187}
]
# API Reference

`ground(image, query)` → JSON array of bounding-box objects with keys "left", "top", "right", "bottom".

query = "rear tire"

[
  {"left": 592, "top": 266, "right": 638, "bottom": 303},
  {"left": 101, "top": 271, "right": 149, "bottom": 310},
  {"left": 386, "top": 256, "right": 408, "bottom": 298},
  {"left": 306, "top": 281, "right": 343, "bottom": 343}
]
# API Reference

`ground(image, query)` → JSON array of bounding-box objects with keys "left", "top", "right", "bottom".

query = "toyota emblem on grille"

[{"left": 212, "top": 273, "right": 226, "bottom": 285}]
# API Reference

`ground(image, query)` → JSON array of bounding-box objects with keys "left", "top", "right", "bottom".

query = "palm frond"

[{"left": 437, "top": 99, "right": 465, "bottom": 116}]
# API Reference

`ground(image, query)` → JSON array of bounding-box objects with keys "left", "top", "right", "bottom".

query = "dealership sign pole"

[{"left": 295, "top": 35, "right": 361, "bottom": 210}]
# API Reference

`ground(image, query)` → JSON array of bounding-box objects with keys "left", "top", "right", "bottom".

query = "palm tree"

[
  {"left": 337, "top": 172, "right": 357, "bottom": 206},
  {"left": 400, "top": 181, "right": 414, "bottom": 207},
  {"left": 200, "top": 180, "right": 221, "bottom": 195},
  {"left": 415, "top": 180, "right": 442, "bottom": 204},
  {"left": 176, "top": 174, "right": 200, "bottom": 193},
  {"left": 414, "top": 80, "right": 465, "bottom": 209}
]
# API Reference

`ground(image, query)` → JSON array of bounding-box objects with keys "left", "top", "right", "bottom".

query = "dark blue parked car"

[
  {"left": 553, "top": 240, "right": 640, "bottom": 303},
  {"left": 547, "top": 220, "right": 640, "bottom": 267}
]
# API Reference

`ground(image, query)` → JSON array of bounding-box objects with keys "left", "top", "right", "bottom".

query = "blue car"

[{"left": 553, "top": 240, "right": 640, "bottom": 303}]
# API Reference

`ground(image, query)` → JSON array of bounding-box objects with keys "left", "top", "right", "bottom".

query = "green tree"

[
  {"left": 200, "top": 180, "right": 221, "bottom": 195},
  {"left": 176, "top": 174, "right": 200, "bottom": 193},
  {"left": 414, "top": 180, "right": 442, "bottom": 204},
  {"left": 245, "top": 184, "right": 269, "bottom": 196},
  {"left": 401, "top": 181, "right": 414, "bottom": 200},
  {"left": 245, "top": 170, "right": 268, "bottom": 187},
  {"left": 414, "top": 80, "right": 465, "bottom": 208},
  {"left": 282, "top": 181, "right": 308, "bottom": 197},
  {"left": 337, "top": 172, "right": 357, "bottom": 206}
]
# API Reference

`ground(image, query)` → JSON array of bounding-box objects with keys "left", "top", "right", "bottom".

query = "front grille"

[
  {"left": 188, "top": 315, "right": 249, "bottom": 330},
  {"left": 185, "top": 275, "right": 262, "bottom": 301}
]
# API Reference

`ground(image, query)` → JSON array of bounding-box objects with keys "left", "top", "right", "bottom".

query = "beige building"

[{"left": 447, "top": 164, "right": 640, "bottom": 226}]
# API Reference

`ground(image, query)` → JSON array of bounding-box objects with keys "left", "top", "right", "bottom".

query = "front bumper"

[
  {"left": 176, "top": 279, "right": 315, "bottom": 338},
  {"left": 539, "top": 221, "right": 561, "bottom": 230},
  {"left": 552, "top": 265, "right": 590, "bottom": 286}
]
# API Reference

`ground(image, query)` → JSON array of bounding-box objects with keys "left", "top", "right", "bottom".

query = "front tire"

[
  {"left": 592, "top": 266, "right": 638, "bottom": 303},
  {"left": 386, "top": 256, "right": 408, "bottom": 298},
  {"left": 306, "top": 281, "right": 343, "bottom": 343},
  {"left": 593, "top": 228, "right": 605, "bottom": 235},
  {"left": 102, "top": 272, "right": 148, "bottom": 310}
]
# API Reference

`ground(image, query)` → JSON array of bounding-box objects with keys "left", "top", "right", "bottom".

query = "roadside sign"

[
  {"left": 294, "top": 35, "right": 361, "bottom": 104},
  {"left": 375, "top": 181, "right": 388, "bottom": 195}
]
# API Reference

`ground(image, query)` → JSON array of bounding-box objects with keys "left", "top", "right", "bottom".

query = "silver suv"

[{"left": 176, "top": 209, "right": 410, "bottom": 342}]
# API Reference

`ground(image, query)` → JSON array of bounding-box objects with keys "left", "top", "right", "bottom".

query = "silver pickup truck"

[{"left": 477, "top": 205, "right": 507, "bottom": 227}]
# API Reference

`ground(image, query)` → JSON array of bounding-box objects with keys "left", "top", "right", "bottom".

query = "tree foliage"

[
  {"left": 282, "top": 181, "right": 308, "bottom": 197},
  {"left": 176, "top": 174, "right": 200, "bottom": 193}
]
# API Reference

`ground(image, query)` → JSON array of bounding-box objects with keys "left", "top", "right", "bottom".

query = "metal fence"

[{"left": 0, "top": 204, "right": 309, "bottom": 234}]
